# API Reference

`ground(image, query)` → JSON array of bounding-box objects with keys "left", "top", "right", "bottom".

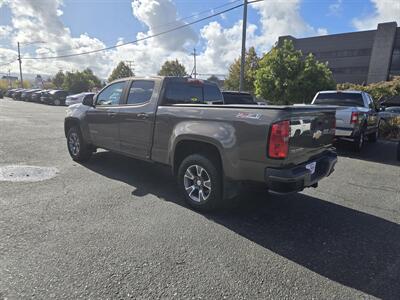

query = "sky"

[{"left": 0, "top": 0, "right": 399, "bottom": 80}]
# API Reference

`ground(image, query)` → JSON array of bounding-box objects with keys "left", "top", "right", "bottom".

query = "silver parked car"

[
  {"left": 311, "top": 90, "right": 380, "bottom": 152},
  {"left": 65, "top": 92, "right": 95, "bottom": 106}
]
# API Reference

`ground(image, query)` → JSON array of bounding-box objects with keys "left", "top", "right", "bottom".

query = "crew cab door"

[
  {"left": 86, "top": 81, "right": 127, "bottom": 151},
  {"left": 118, "top": 79, "right": 158, "bottom": 159}
]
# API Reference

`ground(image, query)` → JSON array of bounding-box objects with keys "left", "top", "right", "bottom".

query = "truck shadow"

[
  {"left": 83, "top": 151, "right": 400, "bottom": 299},
  {"left": 336, "top": 139, "right": 400, "bottom": 166}
]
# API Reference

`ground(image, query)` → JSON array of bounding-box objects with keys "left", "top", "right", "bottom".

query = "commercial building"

[{"left": 278, "top": 22, "right": 400, "bottom": 84}]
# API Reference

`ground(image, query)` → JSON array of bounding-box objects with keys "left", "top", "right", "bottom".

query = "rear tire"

[
  {"left": 177, "top": 154, "right": 222, "bottom": 212},
  {"left": 54, "top": 99, "right": 61, "bottom": 106},
  {"left": 67, "top": 126, "right": 92, "bottom": 162}
]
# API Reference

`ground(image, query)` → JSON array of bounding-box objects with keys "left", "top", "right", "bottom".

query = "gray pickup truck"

[
  {"left": 311, "top": 90, "right": 380, "bottom": 151},
  {"left": 65, "top": 77, "right": 337, "bottom": 210}
]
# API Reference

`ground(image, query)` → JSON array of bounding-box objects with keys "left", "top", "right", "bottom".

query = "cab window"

[{"left": 97, "top": 81, "right": 126, "bottom": 106}]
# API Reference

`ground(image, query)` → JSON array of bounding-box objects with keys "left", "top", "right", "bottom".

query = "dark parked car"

[
  {"left": 65, "top": 76, "right": 337, "bottom": 211},
  {"left": 21, "top": 89, "right": 41, "bottom": 101},
  {"left": 222, "top": 91, "right": 257, "bottom": 105},
  {"left": 379, "top": 106, "right": 400, "bottom": 122},
  {"left": 5, "top": 89, "right": 17, "bottom": 97},
  {"left": 13, "top": 89, "right": 28, "bottom": 100},
  {"left": 0, "top": 90, "right": 3, "bottom": 99},
  {"left": 41, "top": 90, "right": 69, "bottom": 106},
  {"left": 31, "top": 90, "right": 47, "bottom": 102}
]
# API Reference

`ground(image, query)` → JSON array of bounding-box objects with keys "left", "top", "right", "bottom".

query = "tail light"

[
  {"left": 350, "top": 112, "right": 359, "bottom": 124},
  {"left": 268, "top": 120, "right": 290, "bottom": 159}
]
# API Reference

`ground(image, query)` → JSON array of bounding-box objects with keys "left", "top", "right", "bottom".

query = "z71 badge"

[{"left": 236, "top": 112, "right": 261, "bottom": 120}]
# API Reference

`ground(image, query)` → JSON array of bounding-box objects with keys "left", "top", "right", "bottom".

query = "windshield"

[{"left": 314, "top": 93, "right": 364, "bottom": 107}]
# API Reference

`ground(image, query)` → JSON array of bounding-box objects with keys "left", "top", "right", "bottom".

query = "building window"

[
  {"left": 390, "top": 48, "right": 400, "bottom": 76},
  {"left": 307, "top": 48, "right": 372, "bottom": 60}
]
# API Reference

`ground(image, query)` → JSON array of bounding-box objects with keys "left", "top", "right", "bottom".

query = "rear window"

[
  {"left": 164, "top": 82, "right": 204, "bottom": 104},
  {"left": 164, "top": 82, "right": 222, "bottom": 104},
  {"left": 127, "top": 80, "right": 155, "bottom": 105},
  {"left": 223, "top": 93, "right": 256, "bottom": 105},
  {"left": 314, "top": 93, "right": 364, "bottom": 107}
]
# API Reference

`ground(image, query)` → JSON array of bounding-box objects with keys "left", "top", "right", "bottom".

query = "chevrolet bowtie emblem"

[{"left": 313, "top": 130, "right": 322, "bottom": 139}]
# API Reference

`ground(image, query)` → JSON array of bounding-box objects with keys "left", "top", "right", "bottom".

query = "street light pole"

[
  {"left": 17, "top": 42, "right": 23, "bottom": 88},
  {"left": 239, "top": 0, "right": 248, "bottom": 92}
]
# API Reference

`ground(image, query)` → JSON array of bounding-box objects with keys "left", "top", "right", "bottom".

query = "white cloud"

[
  {"left": 353, "top": 0, "right": 400, "bottom": 30},
  {"left": 328, "top": 0, "right": 343, "bottom": 16},
  {"left": 0, "top": 25, "right": 12, "bottom": 39},
  {"left": 252, "top": 0, "right": 328, "bottom": 52},
  {"left": 0, "top": 0, "right": 331, "bottom": 79},
  {"left": 131, "top": 0, "right": 197, "bottom": 51},
  {"left": 0, "top": 0, "right": 111, "bottom": 77}
]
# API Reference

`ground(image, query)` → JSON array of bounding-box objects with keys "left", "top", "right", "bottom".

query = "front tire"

[
  {"left": 177, "top": 154, "right": 222, "bottom": 211},
  {"left": 67, "top": 126, "right": 92, "bottom": 162},
  {"left": 54, "top": 99, "right": 61, "bottom": 106}
]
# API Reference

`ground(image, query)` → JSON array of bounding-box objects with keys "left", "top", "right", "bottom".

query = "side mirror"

[{"left": 83, "top": 95, "right": 95, "bottom": 107}]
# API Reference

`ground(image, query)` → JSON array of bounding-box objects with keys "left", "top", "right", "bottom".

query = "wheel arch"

[{"left": 172, "top": 139, "right": 223, "bottom": 177}]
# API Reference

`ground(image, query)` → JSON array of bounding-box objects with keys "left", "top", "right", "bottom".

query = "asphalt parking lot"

[{"left": 1, "top": 98, "right": 399, "bottom": 299}]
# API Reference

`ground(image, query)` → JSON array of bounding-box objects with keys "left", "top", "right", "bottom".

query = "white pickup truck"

[{"left": 311, "top": 90, "right": 380, "bottom": 151}]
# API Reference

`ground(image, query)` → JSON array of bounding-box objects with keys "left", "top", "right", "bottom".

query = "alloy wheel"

[
  {"left": 68, "top": 132, "right": 80, "bottom": 156},
  {"left": 183, "top": 165, "right": 212, "bottom": 203}
]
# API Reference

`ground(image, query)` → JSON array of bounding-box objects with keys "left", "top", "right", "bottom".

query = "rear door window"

[
  {"left": 313, "top": 93, "right": 365, "bottom": 107},
  {"left": 127, "top": 80, "right": 155, "bottom": 105}
]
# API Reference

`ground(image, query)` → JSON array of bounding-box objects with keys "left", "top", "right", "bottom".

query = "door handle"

[
  {"left": 108, "top": 112, "right": 117, "bottom": 118},
  {"left": 137, "top": 113, "right": 149, "bottom": 119}
]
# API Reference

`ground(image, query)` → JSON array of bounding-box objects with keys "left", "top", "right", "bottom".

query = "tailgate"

[
  {"left": 284, "top": 107, "right": 336, "bottom": 165},
  {"left": 335, "top": 107, "right": 353, "bottom": 128}
]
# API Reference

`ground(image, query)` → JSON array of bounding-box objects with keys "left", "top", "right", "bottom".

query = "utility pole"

[
  {"left": 17, "top": 42, "right": 23, "bottom": 88},
  {"left": 191, "top": 48, "right": 197, "bottom": 79},
  {"left": 239, "top": 0, "right": 248, "bottom": 92},
  {"left": 8, "top": 69, "right": 11, "bottom": 88},
  {"left": 125, "top": 60, "right": 134, "bottom": 73}
]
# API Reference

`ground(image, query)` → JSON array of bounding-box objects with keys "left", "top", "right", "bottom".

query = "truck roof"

[
  {"left": 318, "top": 90, "right": 365, "bottom": 94},
  {"left": 110, "top": 76, "right": 218, "bottom": 85}
]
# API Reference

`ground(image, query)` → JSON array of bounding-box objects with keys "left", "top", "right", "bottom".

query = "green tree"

[
  {"left": 224, "top": 47, "right": 259, "bottom": 93},
  {"left": 83, "top": 68, "right": 102, "bottom": 88},
  {"left": 108, "top": 61, "right": 134, "bottom": 82},
  {"left": 52, "top": 71, "right": 65, "bottom": 88},
  {"left": 158, "top": 59, "right": 187, "bottom": 76},
  {"left": 255, "top": 40, "right": 335, "bottom": 104},
  {"left": 62, "top": 69, "right": 102, "bottom": 94}
]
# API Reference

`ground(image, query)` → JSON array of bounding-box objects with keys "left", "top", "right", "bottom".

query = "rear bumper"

[
  {"left": 265, "top": 151, "right": 337, "bottom": 194},
  {"left": 335, "top": 127, "right": 353, "bottom": 137}
]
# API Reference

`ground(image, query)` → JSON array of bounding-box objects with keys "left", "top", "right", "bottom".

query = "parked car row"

[{"left": 4, "top": 88, "right": 94, "bottom": 106}]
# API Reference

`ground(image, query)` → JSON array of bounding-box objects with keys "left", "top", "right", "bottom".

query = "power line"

[{"left": 22, "top": 0, "right": 264, "bottom": 61}]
